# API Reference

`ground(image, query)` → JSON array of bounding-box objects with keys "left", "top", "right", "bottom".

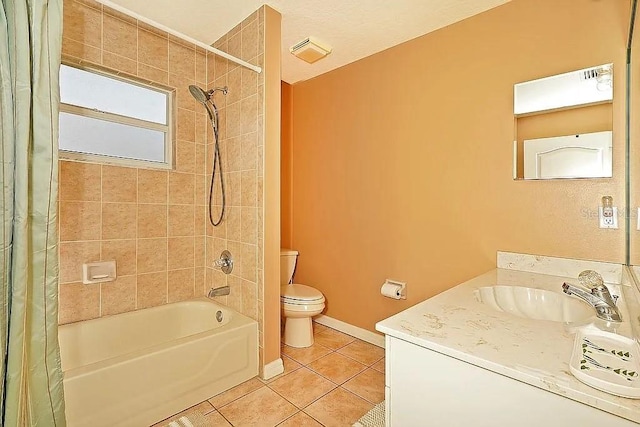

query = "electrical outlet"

[{"left": 599, "top": 206, "right": 618, "bottom": 229}]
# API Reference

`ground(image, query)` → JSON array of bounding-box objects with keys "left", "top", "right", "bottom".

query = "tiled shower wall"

[
  {"left": 204, "top": 9, "right": 267, "bottom": 371},
  {"left": 57, "top": 0, "right": 266, "bottom": 339}
]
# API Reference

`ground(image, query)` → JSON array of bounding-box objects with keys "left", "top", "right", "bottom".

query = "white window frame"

[{"left": 59, "top": 63, "right": 175, "bottom": 169}]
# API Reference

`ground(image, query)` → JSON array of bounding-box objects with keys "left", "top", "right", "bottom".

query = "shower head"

[
  {"left": 188, "top": 85, "right": 229, "bottom": 104},
  {"left": 189, "top": 85, "right": 210, "bottom": 104}
]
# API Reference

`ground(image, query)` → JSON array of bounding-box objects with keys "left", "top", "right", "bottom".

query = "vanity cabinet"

[{"left": 385, "top": 336, "right": 636, "bottom": 427}]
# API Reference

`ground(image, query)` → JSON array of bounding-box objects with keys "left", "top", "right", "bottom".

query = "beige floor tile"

[
  {"left": 151, "top": 401, "right": 214, "bottom": 426},
  {"left": 207, "top": 377, "right": 264, "bottom": 408},
  {"left": 313, "top": 328, "right": 356, "bottom": 350},
  {"left": 372, "top": 358, "right": 385, "bottom": 374},
  {"left": 203, "top": 410, "right": 233, "bottom": 426},
  {"left": 304, "top": 388, "right": 373, "bottom": 427},
  {"left": 281, "top": 342, "right": 332, "bottom": 365},
  {"left": 308, "top": 352, "right": 367, "bottom": 384},
  {"left": 277, "top": 411, "right": 324, "bottom": 426},
  {"left": 261, "top": 355, "right": 303, "bottom": 384},
  {"left": 219, "top": 386, "right": 297, "bottom": 426},
  {"left": 337, "top": 340, "right": 385, "bottom": 366},
  {"left": 312, "top": 322, "right": 328, "bottom": 334},
  {"left": 268, "top": 367, "right": 336, "bottom": 408},
  {"left": 342, "top": 368, "right": 385, "bottom": 404}
]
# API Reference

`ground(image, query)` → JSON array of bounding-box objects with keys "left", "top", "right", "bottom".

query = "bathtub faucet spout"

[{"left": 208, "top": 286, "right": 230, "bottom": 298}]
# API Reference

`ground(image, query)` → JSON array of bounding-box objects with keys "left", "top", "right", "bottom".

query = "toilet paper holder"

[{"left": 381, "top": 279, "right": 406, "bottom": 300}]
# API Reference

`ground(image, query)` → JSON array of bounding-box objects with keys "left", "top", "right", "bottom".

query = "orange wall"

[
  {"left": 289, "top": 0, "right": 629, "bottom": 332},
  {"left": 281, "top": 81, "right": 293, "bottom": 248}
]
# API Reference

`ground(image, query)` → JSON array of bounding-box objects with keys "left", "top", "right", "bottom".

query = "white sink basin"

[{"left": 475, "top": 286, "right": 593, "bottom": 322}]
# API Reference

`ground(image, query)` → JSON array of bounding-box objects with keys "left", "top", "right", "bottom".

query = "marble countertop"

[{"left": 376, "top": 265, "right": 640, "bottom": 424}]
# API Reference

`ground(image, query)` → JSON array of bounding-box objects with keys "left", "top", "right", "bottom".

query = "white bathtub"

[{"left": 59, "top": 297, "right": 258, "bottom": 427}]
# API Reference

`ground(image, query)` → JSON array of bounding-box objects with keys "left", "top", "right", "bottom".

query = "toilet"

[{"left": 281, "top": 249, "right": 325, "bottom": 348}]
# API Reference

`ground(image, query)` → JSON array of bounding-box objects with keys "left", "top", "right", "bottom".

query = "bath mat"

[{"left": 353, "top": 401, "right": 385, "bottom": 427}]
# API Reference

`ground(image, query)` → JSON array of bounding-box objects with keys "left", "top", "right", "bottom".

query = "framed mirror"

[{"left": 513, "top": 64, "right": 613, "bottom": 180}]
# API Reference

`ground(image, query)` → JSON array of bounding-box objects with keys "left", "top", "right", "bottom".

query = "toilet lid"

[{"left": 281, "top": 284, "right": 325, "bottom": 303}]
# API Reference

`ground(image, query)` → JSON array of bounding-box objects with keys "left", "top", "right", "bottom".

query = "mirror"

[{"left": 513, "top": 64, "right": 613, "bottom": 180}]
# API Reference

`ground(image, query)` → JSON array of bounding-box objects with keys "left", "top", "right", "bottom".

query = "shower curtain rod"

[{"left": 93, "top": 0, "right": 262, "bottom": 74}]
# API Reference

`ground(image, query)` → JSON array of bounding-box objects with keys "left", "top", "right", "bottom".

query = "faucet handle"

[{"left": 578, "top": 270, "right": 604, "bottom": 289}]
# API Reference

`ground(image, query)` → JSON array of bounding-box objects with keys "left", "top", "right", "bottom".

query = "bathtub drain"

[{"left": 216, "top": 310, "right": 223, "bottom": 322}]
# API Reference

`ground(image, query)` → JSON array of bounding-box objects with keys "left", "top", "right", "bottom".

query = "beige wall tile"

[
  {"left": 59, "top": 283, "right": 100, "bottom": 324},
  {"left": 195, "top": 144, "right": 206, "bottom": 176},
  {"left": 227, "top": 172, "right": 241, "bottom": 207},
  {"left": 226, "top": 137, "right": 242, "bottom": 173},
  {"left": 168, "top": 268, "right": 195, "bottom": 302},
  {"left": 195, "top": 267, "right": 205, "bottom": 294},
  {"left": 138, "top": 64, "right": 168, "bottom": 85},
  {"left": 169, "top": 41, "right": 195, "bottom": 78},
  {"left": 240, "top": 243, "right": 257, "bottom": 282},
  {"left": 227, "top": 275, "right": 243, "bottom": 312},
  {"left": 240, "top": 95, "right": 258, "bottom": 134},
  {"left": 137, "top": 271, "right": 167, "bottom": 309},
  {"left": 241, "top": 207, "right": 257, "bottom": 244},
  {"left": 101, "top": 275, "right": 136, "bottom": 316},
  {"left": 241, "top": 20, "right": 259, "bottom": 62},
  {"left": 138, "top": 169, "right": 168, "bottom": 204},
  {"left": 194, "top": 236, "right": 205, "bottom": 267},
  {"left": 168, "top": 237, "right": 195, "bottom": 270},
  {"left": 137, "top": 238, "right": 168, "bottom": 273},
  {"left": 241, "top": 132, "right": 257, "bottom": 171},
  {"left": 102, "top": 165, "right": 137, "bottom": 202},
  {"left": 227, "top": 32, "right": 241, "bottom": 60},
  {"left": 59, "top": 241, "right": 101, "bottom": 283},
  {"left": 169, "top": 73, "right": 197, "bottom": 112},
  {"left": 241, "top": 279, "right": 257, "bottom": 319},
  {"left": 226, "top": 102, "right": 241, "bottom": 138},
  {"left": 168, "top": 204, "right": 195, "bottom": 236},
  {"left": 138, "top": 204, "right": 167, "bottom": 238},
  {"left": 62, "top": 39, "right": 102, "bottom": 63},
  {"left": 138, "top": 28, "right": 168, "bottom": 71},
  {"left": 195, "top": 205, "right": 206, "bottom": 235},
  {"left": 241, "top": 67, "right": 257, "bottom": 100},
  {"left": 59, "top": 161, "right": 101, "bottom": 201},
  {"left": 177, "top": 108, "right": 196, "bottom": 142},
  {"left": 241, "top": 171, "right": 257, "bottom": 207},
  {"left": 102, "top": 203, "right": 136, "bottom": 240},
  {"left": 102, "top": 51, "right": 137, "bottom": 75},
  {"left": 101, "top": 239, "right": 137, "bottom": 276},
  {"left": 195, "top": 174, "right": 207, "bottom": 206},
  {"left": 169, "top": 172, "right": 195, "bottom": 205},
  {"left": 63, "top": 0, "right": 102, "bottom": 48},
  {"left": 60, "top": 201, "right": 101, "bottom": 241},
  {"left": 103, "top": 14, "right": 137, "bottom": 60},
  {"left": 176, "top": 140, "right": 196, "bottom": 173},
  {"left": 196, "top": 52, "right": 207, "bottom": 85},
  {"left": 226, "top": 206, "right": 241, "bottom": 242},
  {"left": 195, "top": 113, "right": 207, "bottom": 145},
  {"left": 226, "top": 67, "right": 241, "bottom": 105}
]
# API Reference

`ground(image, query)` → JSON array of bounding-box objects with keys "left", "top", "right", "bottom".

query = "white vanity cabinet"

[{"left": 385, "top": 336, "right": 637, "bottom": 427}]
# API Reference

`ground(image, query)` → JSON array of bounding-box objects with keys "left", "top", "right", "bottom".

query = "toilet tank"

[{"left": 280, "top": 249, "right": 299, "bottom": 285}]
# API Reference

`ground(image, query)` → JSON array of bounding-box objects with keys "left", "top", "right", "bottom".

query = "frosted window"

[
  {"left": 60, "top": 64, "right": 167, "bottom": 125},
  {"left": 59, "top": 113, "right": 166, "bottom": 163},
  {"left": 58, "top": 64, "right": 172, "bottom": 167}
]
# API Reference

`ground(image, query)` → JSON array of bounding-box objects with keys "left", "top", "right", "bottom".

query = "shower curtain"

[{"left": 0, "top": 0, "right": 66, "bottom": 425}]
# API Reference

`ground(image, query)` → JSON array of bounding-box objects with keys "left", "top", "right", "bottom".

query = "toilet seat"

[{"left": 281, "top": 284, "right": 325, "bottom": 304}]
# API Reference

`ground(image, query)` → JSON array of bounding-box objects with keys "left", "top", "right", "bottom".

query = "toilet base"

[{"left": 283, "top": 316, "right": 314, "bottom": 348}]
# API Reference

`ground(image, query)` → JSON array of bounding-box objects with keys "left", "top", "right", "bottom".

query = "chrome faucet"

[
  {"left": 562, "top": 270, "right": 622, "bottom": 322},
  {"left": 208, "top": 286, "right": 230, "bottom": 298}
]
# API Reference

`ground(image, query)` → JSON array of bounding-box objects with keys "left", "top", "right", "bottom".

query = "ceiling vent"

[{"left": 290, "top": 37, "right": 332, "bottom": 64}]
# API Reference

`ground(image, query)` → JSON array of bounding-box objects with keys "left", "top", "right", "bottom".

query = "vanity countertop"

[{"left": 376, "top": 267, "right": 640, "bottom": 424}]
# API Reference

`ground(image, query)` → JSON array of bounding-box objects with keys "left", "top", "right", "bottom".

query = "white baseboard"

[
  {"left": 262, "top": 358, "right": 284, "bottom": 380},
  {"left": 314, "top": 315, "right": 385, "bottom": 348}
]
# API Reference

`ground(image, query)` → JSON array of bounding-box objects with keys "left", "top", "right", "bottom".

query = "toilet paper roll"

[{"left": 381, "top": 282, "right": 403, "bottom": 300}]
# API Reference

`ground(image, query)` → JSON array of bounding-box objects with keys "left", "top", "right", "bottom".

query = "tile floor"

[{"left": 154, "top": 322, "right": 385, "bottom": 427}]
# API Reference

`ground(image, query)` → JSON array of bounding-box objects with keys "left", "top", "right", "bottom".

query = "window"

[{"left": 59, "top": 64, "right": 173, "bottom": 168}]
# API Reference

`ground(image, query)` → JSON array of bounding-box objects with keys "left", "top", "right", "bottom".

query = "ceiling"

[{"left": 109, "top": 0, "right": 511, "bottom": 83}]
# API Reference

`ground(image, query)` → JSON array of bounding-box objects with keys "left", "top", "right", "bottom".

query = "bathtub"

[{"left": 59, "top": 297, "right": 258, "bottom": 427}]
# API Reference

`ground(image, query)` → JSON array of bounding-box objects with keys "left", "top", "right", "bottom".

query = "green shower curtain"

[{"left": 0, "top": 0, "right": 66, "bottom": 425}]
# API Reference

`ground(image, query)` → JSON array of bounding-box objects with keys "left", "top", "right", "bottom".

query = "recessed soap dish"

[
  {"left": 570, "top": 326, "right": 640, "bottom": 398},
  {"left": 82, "top": 260, "right": 116, "bottom": 284}
]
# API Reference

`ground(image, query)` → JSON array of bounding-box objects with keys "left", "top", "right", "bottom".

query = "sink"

[{"left": 475, "top": 286, "right": 593, "bottom": 322}]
